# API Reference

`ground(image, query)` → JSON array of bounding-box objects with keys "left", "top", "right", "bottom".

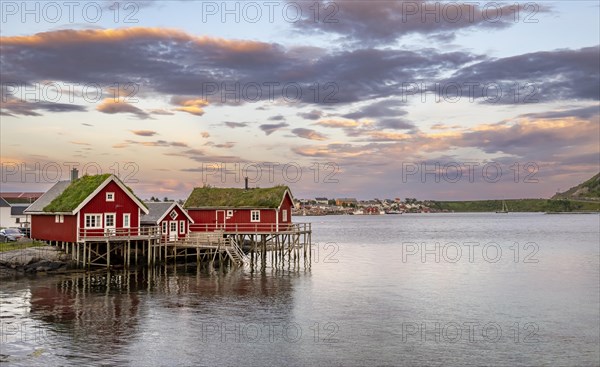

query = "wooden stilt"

[{"left": 82, "top": 243, "right": 86, "bottom": 268}]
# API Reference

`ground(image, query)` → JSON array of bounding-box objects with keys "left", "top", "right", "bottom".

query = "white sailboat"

[{"left": 496, "top": 200, "right": 509, "bottom": 213}]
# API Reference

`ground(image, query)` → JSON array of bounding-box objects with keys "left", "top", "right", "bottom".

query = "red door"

[{"left": 216, "top": 210, "right": 225, "bottom": 230}]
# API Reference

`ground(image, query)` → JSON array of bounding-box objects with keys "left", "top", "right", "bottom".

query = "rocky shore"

[{"left": 0, "top": 246, "right": 75, "bottom": 279}]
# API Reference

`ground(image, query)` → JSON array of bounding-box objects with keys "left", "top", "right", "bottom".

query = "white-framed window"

[
  {"left": 282, "top": 209, "right": 288, "bottom": 222},
  {"left": 170, "top": 221, "right": 177, "bottom": 233},
  {"left": 55, "top": 214, "right": 64, "bottom": 223},
  {"left": 169, "top": 210, "right": 178, "bottom": 220},
  {"left": 106, "top": 192, "right": 115, "bottom": 201},
  {"left": 162, "top": 221, "right": 167, "bottom": 234},
  {"left": 251, "top": 210, "right": 260, "bottom": 222},
  {"left": 179, "top": 220, "right": 185, "bottom": 234},
  {"left": 105, "top": 213, "right": 115, "bottom": 227},
  {"left": 85, "top": 214, "right": 102, "bottom": 228},
  {"left": 123, "top": 213, "right": 130, "bottom": 228}
]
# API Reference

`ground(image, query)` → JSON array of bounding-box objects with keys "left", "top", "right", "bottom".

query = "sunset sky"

[{"left": 1, "top": 1, "right": 599, "bottom": 200}]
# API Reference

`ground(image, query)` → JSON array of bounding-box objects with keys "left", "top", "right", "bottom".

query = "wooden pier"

[{"left": 49, "top": 223, "right": 312, "bottom": 270}]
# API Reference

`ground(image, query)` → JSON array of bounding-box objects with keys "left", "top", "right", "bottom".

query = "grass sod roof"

[
  {"left": 184, "top": 186, "right": 291, "bottom": 209},
  {"left": 43, "top": 174, "right": 147, "bottom": 212}
]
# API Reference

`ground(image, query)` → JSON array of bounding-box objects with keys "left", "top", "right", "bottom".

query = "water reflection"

[{"left": 2, "top": 266, "right": 306, "bottom": 366}]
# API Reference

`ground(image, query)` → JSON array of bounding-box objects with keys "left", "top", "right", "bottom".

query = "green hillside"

[
  {"left": 552, "top": 173, "right": 600, "bottom": 200},
  {"left": 430, "top": 199, "right": 599, "bottom": 213}
]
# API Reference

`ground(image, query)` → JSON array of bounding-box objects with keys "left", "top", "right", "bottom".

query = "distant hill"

[
  {"left": 552, "top": 173, "right": 600, "bottom": 200},
  {"left": 430, "top": 173, "right": 600, "bottom": 212}
]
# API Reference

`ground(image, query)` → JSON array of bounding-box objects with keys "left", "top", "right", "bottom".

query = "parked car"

[
  {"left": 20, "top": 227, "right": 31, "bottom": 238},
  {"left": 0, "top": 228, "right": 24, "bottom": 242}
]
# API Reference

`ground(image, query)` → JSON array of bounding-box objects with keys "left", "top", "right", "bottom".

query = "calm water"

[{"left": 1, "top": 213, "right": 599, "bottom": 366}]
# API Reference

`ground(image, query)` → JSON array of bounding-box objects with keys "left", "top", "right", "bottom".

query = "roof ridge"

[{"left": 184, "top": 185, "right": 291, "bottom": 209}]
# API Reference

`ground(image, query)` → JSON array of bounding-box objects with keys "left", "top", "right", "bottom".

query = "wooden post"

[
  {"left": 75, "top": 243, "right": 80, "bottom": 265},
  {"left": 127, "top": 240, "right": 131, "bottom": 268},
  {"left": 107, "top": 241, "right": 111, "bottom": 268}
]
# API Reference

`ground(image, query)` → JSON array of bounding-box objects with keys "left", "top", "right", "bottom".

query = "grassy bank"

[
  {"left": 0, "top": 241, "right": 46, "bottom": 253},
  {"left": 429, "top": 199, "right": 600, "bottom": 213}
]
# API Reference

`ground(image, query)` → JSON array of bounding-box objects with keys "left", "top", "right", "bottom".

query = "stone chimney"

[
  {"left": 245, "top": 177, "right": 249, "bottom": 190},
  {"left": 71, "top": 168, "right": 79, "bottom": 181}
]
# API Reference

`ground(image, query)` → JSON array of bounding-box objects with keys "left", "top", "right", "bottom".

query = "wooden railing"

[
  {"left": 79, "top": 226, "right": 161, "bottom": 240},
  {"left": 188, "top": 222, "right": 311, "bottom": 234}
]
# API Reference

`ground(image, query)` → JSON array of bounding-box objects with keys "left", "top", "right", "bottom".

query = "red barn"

[
  {"left": 25, "top": 173, "right": 149, "bottom": 243},
  {"left": 141, "top": 202, "right": 194, "bottom": 241},
  {"left": 184, "top": 186, "right": 294, "bottom": 232}
]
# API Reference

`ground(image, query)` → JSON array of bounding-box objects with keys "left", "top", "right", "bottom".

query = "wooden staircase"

[
  {"left": 167, "top": 231, "right": 248, "bottom": 266},
  {"left": 224, "top": 237, "right": 247, "bottom": 266}
]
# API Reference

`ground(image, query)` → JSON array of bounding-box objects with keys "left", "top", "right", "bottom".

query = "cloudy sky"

[{"left": 1, "top": 1, "right": 598, "bottom": 200}]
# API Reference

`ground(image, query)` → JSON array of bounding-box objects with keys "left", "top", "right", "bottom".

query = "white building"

[{"left": 0, "top": 198, "right": 13, "bottom": 228}]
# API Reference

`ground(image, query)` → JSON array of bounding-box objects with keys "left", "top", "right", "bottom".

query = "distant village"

[{"left": 292, "top": 197, "right": 447, "bottom": 216}]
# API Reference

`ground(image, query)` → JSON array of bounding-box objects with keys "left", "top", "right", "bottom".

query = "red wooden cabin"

[
  {"left": 141, "top": 202, "right": 194, "bottom": 241},
  {"left": 184, "top": 186, "right": 294, "bottom": 232},
  {"left": 25, "top": 172, "right": 149, "bottom": 243}
]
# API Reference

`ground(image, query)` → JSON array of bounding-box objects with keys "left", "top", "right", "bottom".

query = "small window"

[
  {"left": 251, "top": 210, "right": 260, "bottom": 222},
  {"left": 169, "top": 210, "right": 178, "bottom": 220},
  {"left": 282, "top": 210, "right": 288, "bottom": 222},
  {"left": 55, "top": 215, "right": 64, "bottom": 223},
  {"left": 179, "top": 220, "right": 185, "bottom": 234},
  {"left": 123, "top": 213, "right": 130, "bottom": 228},
  {"left": 162, "top": 221, "right": 167, "bottom": 234},
  {"left": 227, "top": 210, "right": 233, "bottom": 217},
  {"left": 106, "top": 192, "right": 115, "bottom": 202}
]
